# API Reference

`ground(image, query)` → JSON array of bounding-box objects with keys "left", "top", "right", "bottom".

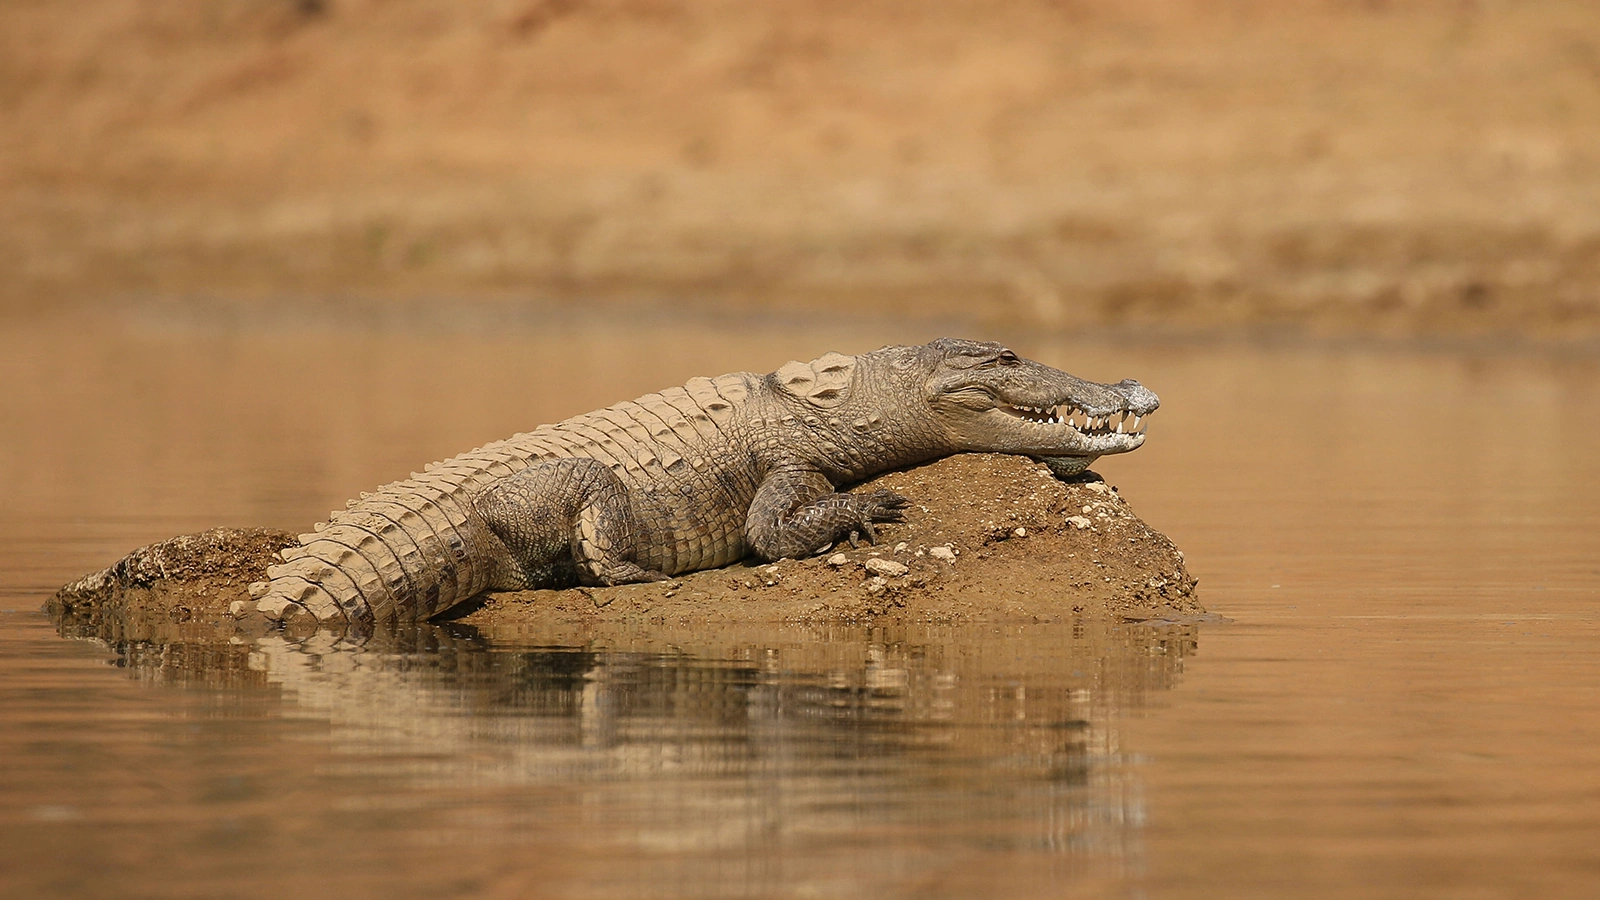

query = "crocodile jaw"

[
  {"left": 918, "top": 339, "right": 1159, "bottom": 466},
  {"left": 989, "top": 401, "right": 1150, "bottom": 456}
]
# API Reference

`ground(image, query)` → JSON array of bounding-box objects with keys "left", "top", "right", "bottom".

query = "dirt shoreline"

[
  {"left": 48, "top": 454, "right": 1202, "bottom": 645},
  {"left": 6, "top": 1, "right": 1599, "bottom": 343}
]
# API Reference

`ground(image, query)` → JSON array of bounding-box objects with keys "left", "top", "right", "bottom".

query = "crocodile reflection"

[{"left": 58, "top": 612, "right": 1195, "bottom": 864}]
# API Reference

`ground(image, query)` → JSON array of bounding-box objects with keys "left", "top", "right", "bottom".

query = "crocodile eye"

[{"left": 998, "top": 350, "right": 1019, "bottom": 363}]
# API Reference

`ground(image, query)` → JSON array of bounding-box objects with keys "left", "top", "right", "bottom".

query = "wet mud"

[{"left": 48, "top": 454, "right": 1201, "bottom": 644}]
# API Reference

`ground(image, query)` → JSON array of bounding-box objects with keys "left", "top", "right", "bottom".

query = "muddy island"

[{"left": 50, "top": 454, "right": 1200, "bottom": 644}]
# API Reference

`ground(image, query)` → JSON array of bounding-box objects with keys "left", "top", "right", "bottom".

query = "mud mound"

[
  {"left": 49, "top": 527, "right": 298, "bottom": 643},
  {"left": 49, "top": 454, "right": 1200, "bottom": 643},
  {"left": 466, "top": 454, "right": 1199, "bottom": 628}
]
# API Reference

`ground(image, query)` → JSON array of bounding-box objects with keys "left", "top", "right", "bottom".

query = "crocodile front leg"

[
  {"left": 744, "top": 467, "right": 909, "bottom": 561},
  {"left": 474, "top": 458, "right": 669, "bottom": 588}
]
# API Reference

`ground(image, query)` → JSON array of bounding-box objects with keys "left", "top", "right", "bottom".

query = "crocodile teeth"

[
  {"left": 1009, "top": 403, "right": 1065, "bottom": 424},
  {"left": 1047, "top": 407, "right": 1153, "bottom": 436}
]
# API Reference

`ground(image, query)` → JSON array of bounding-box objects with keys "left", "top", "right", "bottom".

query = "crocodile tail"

[{"left": 250, "top": 467, "right": 504, "bottom": 630}]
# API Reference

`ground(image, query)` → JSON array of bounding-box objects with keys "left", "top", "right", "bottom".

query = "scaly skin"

[{"left": 250, "top": 339, "right": 1159, "bottom": 631}]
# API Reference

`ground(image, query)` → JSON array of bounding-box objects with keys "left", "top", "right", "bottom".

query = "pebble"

[
  {"left": 865, "top": 558, "right": 910, "bottom": 578},
  {"left": 1013, "top": 527, "right": 1027, "bottom": 538},
  {"left": 1066, "top": 516, "right": 1093, "bottom": 530},
  {"left": 894, "top": 542, "right": 909, "bottom": 554},
  {"left": 826, "top": 553, "right": 849, "bottom": 567},
  {"left": 928, "top": 546, "right": 957, "bottom": 561}
]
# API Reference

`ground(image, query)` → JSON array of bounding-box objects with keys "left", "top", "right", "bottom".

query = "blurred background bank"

[{"left": 4, "top": 0, "right": 1598, "bottom": 344}]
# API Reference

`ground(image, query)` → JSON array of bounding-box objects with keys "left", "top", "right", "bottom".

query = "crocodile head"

[{"left": 919, "top": 338, "right": 1159, "bottom": 477}]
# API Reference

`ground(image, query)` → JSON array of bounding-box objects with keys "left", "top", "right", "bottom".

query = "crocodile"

[{"left": 250, "top": 338, "right": 1159, "bottom": 630}]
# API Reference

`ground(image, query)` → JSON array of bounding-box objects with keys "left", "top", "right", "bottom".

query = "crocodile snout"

[{"left": 1113, "top": 379, "right": 1159, "bottom": 416}]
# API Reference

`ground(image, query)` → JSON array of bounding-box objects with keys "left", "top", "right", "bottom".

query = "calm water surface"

[{"left": 1, "top": 309, "right": 1597, "bottom": 898}]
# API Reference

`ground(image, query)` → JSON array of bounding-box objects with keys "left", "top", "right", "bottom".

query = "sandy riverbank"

[{"left": 5, "top": 1, "right": 1599, "bottom": 343}]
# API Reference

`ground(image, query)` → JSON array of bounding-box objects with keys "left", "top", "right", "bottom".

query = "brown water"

[{"left": 2, "top": 308, "right": 1597, "bottom": 899}]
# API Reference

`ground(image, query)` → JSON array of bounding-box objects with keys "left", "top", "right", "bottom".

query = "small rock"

[
  {"left": 228, "top": 600, "right": 250, "bottom": 618},
  {"left": 1084, "top": 482, "right": 1112, "bottom": 495},
  {"left": 865, "top": 558, "right": 910, "bottom": 578},
  {"left": 894, "top": 542, "right": 909, "bottom": 554},
  {"left": 1066, "top": 516, "right": 1092, "bottom": 530},
  {"left": 928, "top": 546, "right": 957, "bottom": 562},
  {"left": 1013, "top": 527, "right": 1027, "bottom": 538},
  {"left": 827, "top": 553, "right": 849, "bottom": 567}
]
